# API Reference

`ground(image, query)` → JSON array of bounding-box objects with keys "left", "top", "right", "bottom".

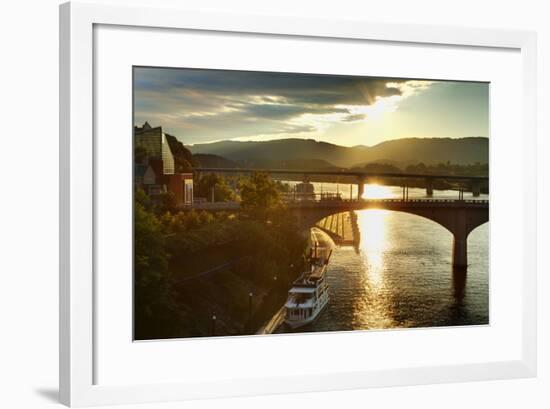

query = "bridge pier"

[
  {"left": 452, "top": 265, "right": 467, "bottom": 299},
  {"left": 357, "top": 176, "right": 366, "bottom": 200},
  {"left": 452, "top": 232, "right": 468, "bottom": 268},
  {"left": 472, "top": 180, "right": 481, "bottom": 197},
  {"left": 426, "top": 178, "right": 434, "bottom": 197},
  {"left": 451, "top": 208, "right": 469, "bottom": 268}
]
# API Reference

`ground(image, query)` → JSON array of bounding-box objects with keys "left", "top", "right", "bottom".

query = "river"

[{"left": 276, "top": 182, "right": 489, "bottom": 333}]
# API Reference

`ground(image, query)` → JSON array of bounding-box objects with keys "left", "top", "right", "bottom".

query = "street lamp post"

[
  {"left": 272, "top": 275, "right": 279, "bottom": 310},
  {"left": 211, "top": 313, "right": 216, "bottom": 336},
  {"left": 248, "top": 292, "right": 253, "bottom": 331}
]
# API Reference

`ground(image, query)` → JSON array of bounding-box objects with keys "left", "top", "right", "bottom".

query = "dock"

[{"left": 256, "top": 306, "right": 285, "bottom": 335}]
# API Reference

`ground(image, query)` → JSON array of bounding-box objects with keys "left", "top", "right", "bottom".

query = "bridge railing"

[
  {"left": 187, "top": 197, "right": 489, "bottom": 211},
  {"left": 280, "top": 193, "right": 488, "bottom": 205}
]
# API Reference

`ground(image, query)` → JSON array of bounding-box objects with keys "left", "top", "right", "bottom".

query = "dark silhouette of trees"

[
  {"left": 133, "top": 172, "right": 307, "bottom": 339},
  {"left": 134, "top": 201, "right": 182, "bottom": 339},
  {"left": 239, "top": 172, "right": 282, "bottom": 221}
]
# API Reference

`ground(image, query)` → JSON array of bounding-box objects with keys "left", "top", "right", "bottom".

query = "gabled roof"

[{"left": 135, "top": 121, "right": 162, "bottom": 135}]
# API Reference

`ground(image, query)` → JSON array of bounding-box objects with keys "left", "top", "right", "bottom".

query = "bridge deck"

[
  {"left": 188, "top": 198, "right": 489, "bottom": 211},
  {"left": 194, "top": 167, "right": 489, "bottom": 181}
]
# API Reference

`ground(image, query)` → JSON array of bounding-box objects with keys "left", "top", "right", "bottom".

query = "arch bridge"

[{"left": 191, "top": 198, "right": 489, "bottom": 269}]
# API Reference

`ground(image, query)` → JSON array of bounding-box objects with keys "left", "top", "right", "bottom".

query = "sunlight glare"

[
  {"left": 361, "top": 184, "right": 393, "bottom": 199},
  {"left": 358, "top": 209, "right": 389, "bottom": 289}
]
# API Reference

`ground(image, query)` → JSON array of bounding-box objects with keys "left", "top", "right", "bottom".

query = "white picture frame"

[{"left": 59, "top": 1, "right": 537, "bottom": 407}]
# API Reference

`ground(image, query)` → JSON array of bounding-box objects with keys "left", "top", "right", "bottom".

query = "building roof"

[{"left": 134, "top": 121, "right": 162, "bottom": 135}]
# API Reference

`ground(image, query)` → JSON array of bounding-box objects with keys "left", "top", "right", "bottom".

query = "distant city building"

[
  {"left": 134, "top": 122, "right": 193, "bottom": 207},
  {"left": 135, "top": 121, "right": 175, "bottom": 175}
]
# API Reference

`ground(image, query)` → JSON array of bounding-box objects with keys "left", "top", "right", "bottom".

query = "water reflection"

[
  {"left": 452, "top": 266, "right": 468, "bottom": 300},
  {"left": 277, "top": 183, "right": 489, "bottom": 334},
  {"left": 355, "top": 209, "right": 398, "bottom": 328},
  {"left": 358, "top": 210, "right": 388, "bottom": 289}
]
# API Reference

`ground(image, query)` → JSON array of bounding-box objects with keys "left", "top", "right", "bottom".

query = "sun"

[{"left": 342, "top": 95, "right": 401, "bottom": 122}]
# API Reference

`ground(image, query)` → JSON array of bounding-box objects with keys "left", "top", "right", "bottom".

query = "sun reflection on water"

[
  {"left": 358, "top": 209, "right": 388, "bottom": 288},
  {"left": 355, "top": 209, "right": 396, "bottom": 328}
]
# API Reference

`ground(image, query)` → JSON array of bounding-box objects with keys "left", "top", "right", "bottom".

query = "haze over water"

[{"left": 278, "top": 183, "right": 489, "bottom": 333}]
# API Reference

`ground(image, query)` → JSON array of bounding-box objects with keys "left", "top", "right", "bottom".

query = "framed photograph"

[{"left": 59, "top": 1, "right": 537, "bottom": 407}]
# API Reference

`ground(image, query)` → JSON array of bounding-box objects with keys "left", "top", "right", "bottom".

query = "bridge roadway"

[
  {"left": 194, "top": 167, "right": 488, "bottom": 181},
  {"left": 193, "top": 167, "right": 489, "bottom": 197},
  {"left": 191, "top": 198, "right": 488, "bottom": 211},
  {"left": 188, "top": 198, "right": 489, "bottom": 269}
]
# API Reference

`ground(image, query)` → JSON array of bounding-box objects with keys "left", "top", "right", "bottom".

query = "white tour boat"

[{"left": 284, "top": 243, "right": 331, "bottom": 329}]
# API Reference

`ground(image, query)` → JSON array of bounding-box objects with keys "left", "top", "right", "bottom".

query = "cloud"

[
  {"left": 342, "top": 113, "right": 368, "bottom": 122},
  {"left": 133, "top": 67, "right": 432, "bottom": 143}
]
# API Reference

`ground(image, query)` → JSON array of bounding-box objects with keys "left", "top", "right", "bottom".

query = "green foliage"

[
  {"left": 362, "top": 162, "right": 401, "bottom": 173},
  {"left": 239, "top": 172, "right": 283, "bottom": 221},
  {"left": 135, "top": 187, "right": 152, "bottom": 211},
  {"left": 194, "top": 173, "right": 236, "bottom": 202},
  {"left": 155, "top": 191, "right": 177, "bottom": 214},
  {"left": 405, "top": 162, "right": 488, "bottom": 177},
  {"left": 274, "top": 180, "right": 290, "bottom": 193},
  {"left": 134, "top": 202, "right": 181, "bottom": 339},
  {"left": 160, "top": 209, "right": 216, "bottom": 234},
  {"left": 134, "top": 188, "right": 307, "bottom": 339},
  {"left": 164, "top": 133, "right": 196, "bottom": 172}
]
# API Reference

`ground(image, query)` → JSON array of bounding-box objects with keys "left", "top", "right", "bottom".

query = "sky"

[{"left": 134, "top": 67, "right": 489, "bottom": 147}]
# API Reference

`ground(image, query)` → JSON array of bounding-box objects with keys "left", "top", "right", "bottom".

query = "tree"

[
  {"left": 134, "top": 202, "right": 179, "bottom": 339},
  {"left": 194, "top": 173, "right": 236, "bottom": 202},
  {"left": 135, "top": 187, "right": 152, "bottom": 211},
  {"left": 155, "top": 191, "right": 177, "bottom": 214},
  {"left": 164, "top": 133, "right": 196, "bottom": 172},
  {"left": 239, "top": 172, "right": 283, "bottom": 221}
]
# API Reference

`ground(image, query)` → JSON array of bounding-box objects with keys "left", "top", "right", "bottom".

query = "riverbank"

[{"left": 134, "top": 189, "right": 309, "bottom": 340}]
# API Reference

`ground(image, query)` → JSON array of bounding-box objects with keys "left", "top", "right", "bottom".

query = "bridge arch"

[
  {"left": 469, "top": 221, "right": 490, "bottom": 236},
  {"left": 287, "top": 202, "right": 488, "bottom": 269}
]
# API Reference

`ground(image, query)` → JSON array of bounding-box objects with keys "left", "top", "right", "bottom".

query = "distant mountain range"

[
  {"left": 192, "top": 153, "right": 239, "bottom": 169},
  {"left": 188, "top": 137, "right": 488, "bottom": 169}
]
